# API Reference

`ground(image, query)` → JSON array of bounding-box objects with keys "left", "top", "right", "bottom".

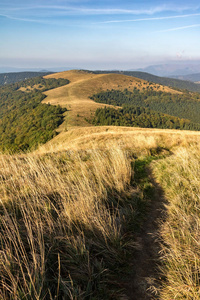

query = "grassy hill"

[
  {"left": 0, "top": 70, "right": 200, "bottom": 298},
  {"left": 90, "top": 70, "right": 200, "bottom": 92},
  {"left": 1, "top": 125, "right": 200, "bottom": 299},
  {"left": 43, "top": 70, "right": 181, "bottom": 128}
]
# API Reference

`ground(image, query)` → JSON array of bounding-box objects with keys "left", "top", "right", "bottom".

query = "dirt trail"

[{"left": 123, "top": 166, "right": 167, "bottom": 300}]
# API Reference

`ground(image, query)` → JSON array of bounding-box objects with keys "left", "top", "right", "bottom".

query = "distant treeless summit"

[{"left": 43, "top": 70, "right": 180, "bottom": 128}]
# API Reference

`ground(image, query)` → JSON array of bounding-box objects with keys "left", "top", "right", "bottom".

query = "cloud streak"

[
  {"left": 0, "top": 13, "right": 52, "bottom": 24},
  {"left": 2, "top": 3, "right": 199, "bottom": 16},
  {"left": 13, "top": 5, "right": 168, "bottom": 15},
  {"left": 1, "top": 3, "right": 200, "bottom": 27},
  {"left": 99, "top": 13, "right": 200, "bottom": 24},
  {"left": 156, "top": 23, "right": 200, "bottom": 32}
]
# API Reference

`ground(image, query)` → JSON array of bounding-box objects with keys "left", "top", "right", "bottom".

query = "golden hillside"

[
  {"left": 37, "top": 125, "right": 200, "bottom": 154},
  {"left": 2, "top": 122, "right": 200, "bottom": 299},
  {"left": 1, "top": 70, "right": 200, "bottom": 298},
  {"left": 42, "top": 70, "right": 181, "bottom": 128}
]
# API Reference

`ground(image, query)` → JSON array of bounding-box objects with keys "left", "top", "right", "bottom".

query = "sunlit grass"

[
  {"left": 1, "top": 124, "right": 200, "bottom": 298},
  {"left": 0, "top": 145, "right": 135, "bottom": 299},
  {"left": 152, "top": 146, "right": 200, "bottom": 299}
]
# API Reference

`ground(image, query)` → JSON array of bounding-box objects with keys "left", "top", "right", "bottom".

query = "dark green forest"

[
  {"left": 90, "top": 88, "right": 200, "bottom": 130},
  {"left": 90, "top": 106, "right": 200, "bottom": 130},
  {"left": 0, "top": 77, "right": 69, "bottom": 152}
]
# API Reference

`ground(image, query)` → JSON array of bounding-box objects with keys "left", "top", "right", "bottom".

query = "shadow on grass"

[{"left": 122, "top": 151, "right": 169, "bottom": 300}]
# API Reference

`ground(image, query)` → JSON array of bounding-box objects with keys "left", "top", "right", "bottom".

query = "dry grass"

[
  {"left": 152, "top": 145, "right": 200, "bottom": 299},
  {"left": 42, "top": 70, "right": 180, "bottom": 128},
  {"left": 36, "top": 126, "right": 200, "bottom": 298},
  {"left": 0, "top": 144, "right": 135, "bottom": 299},
  {"left": 1, "top": 80, "right": 200, "bottom": 298},
  {"left": 37, "top": 125, "right": 200, "bottom": 156}
]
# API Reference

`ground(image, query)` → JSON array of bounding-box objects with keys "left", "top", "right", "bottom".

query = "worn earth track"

[{"left": 122, "top": 165, "right": 167, "bottom": 300}]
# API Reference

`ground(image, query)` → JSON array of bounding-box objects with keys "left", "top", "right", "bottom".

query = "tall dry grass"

[
  {"left": 152, "top": 146, "right": 200, "bottom": 299},
  {"left": 0, "top": 145, "right": 133, "bottom": 299},
  {"left": 37, "top": 126, "right": 200, "bottom": 155}
]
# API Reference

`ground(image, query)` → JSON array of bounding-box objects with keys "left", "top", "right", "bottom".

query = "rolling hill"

[
  {"left": 90, "top": 70, "right": 200, "bottom": 92},
  {"left": 135, "top": 61, "right": 200, "bottom": 76},
  {"left": 0, "top": 69, "right": 199, "bottom": 152},
  {"left": 0, "top": 69, "right": 200, "bottom": 299},
  {"left": 172, "top": 72, "right": 200, "bottom": 82},
  {"left": 43, "top": 70, "right": 181, "bottom": 128}
]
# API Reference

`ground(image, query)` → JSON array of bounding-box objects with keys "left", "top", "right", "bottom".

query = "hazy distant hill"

[
  {"left": 172, "top": 73, "right": 200, "bottom": 82},
  {"left": 0, "top": 67, "right": 76, "bottom": 74},
  {"left": 90, "top": 70, "right": 200, "bottom": 92},
  {"left": 135, "top": 62, "right": 200, "bottom": 77},
  {"left": 0, "top": 72, "right": 52, "bottom": 86}
]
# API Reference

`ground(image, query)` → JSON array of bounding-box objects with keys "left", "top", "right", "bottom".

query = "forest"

[
  {"left": 90, "top": 88, "right": 200, "bottom": 130},
  {"left": 0, "top": 77, "right": 69, "bottom": 152},
  {"left": 90, "top": 106, "right": 200, "bottom": 130}
]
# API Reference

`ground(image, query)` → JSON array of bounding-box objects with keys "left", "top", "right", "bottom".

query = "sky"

[{"left": 1, "top": 0, "right": 200, "bottom": 70}]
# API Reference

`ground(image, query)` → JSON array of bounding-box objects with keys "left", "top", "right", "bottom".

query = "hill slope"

[
  {"left": 172, "top": 72, "right": 200, "bottom": 82},
  {"left": 0, "top": 76, "right": 69, "bottom": 152},
  {"left": 1, "top": 69, "right": 200, "bottom": 298},
  {"left": 90, "top": 70, "right": 200, "bottom": 92},
  {"left": 43, "top": 70, "right": 180, "bottom": 128}
]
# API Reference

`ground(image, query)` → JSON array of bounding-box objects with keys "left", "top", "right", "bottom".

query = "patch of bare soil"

[{"left": 122, "top": 167, "right": 167, "bottom": 300}]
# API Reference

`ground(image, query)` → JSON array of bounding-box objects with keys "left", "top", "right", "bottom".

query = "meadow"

[
  {"left": 0, "top": 70, "right": 200, "bottom": 299},
  {"left": 0, "top": 125, "right": 200, "bottom": 299}
]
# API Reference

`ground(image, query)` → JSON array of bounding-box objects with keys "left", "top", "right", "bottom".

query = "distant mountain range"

[
  {"left": 0, "top": 72, "right": 52, "bottom": 86},
  {"left": 172, "top": 73, "right": 200, "bottom": 82},
  {"left": 0, "top": 67, "right": 76, "bottom": 73},
  {"left": 135, "top": 61, "right": 200, "bottom": 77}
]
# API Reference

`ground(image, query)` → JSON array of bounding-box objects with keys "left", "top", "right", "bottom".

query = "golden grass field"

[
  {"left": 1, "top": 125, "right": 200, "bottom": 299},
  {"left": 36, "top": 125, "right": 200, "bottom": 155},
  {"left": 42, "top": 70, "right": 181, "bottom": 128},
  {"left": 0, "top": 70, "right": 200, "bottom": 299}
]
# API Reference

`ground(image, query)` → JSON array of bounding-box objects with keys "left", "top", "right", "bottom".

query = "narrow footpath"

[{"left": 123, "top": 162, "right": 168, "bottom": 300}]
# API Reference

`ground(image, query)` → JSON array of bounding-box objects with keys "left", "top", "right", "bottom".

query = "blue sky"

[{"left": 1, "top": 0, "right": 200, "bottom": 70}]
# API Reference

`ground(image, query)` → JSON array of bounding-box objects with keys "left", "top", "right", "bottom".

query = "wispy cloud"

[
  {"left": 156, "top": 24, "right": 200, "bottom": 32},
  {"left": 2, "top": 3, "right": 199, "bottom": 16},
  {"left": 0, "top": 13, "right": 52, "bottom": 24},
  {"left": 2, "top": 5, "right": 168, "bottom": 15},
  {"left": 99, "top": 13, "right": 200, "bottom": 24},
  {"left": 1, "top": 3, "right": 200, "bottom": 26}
]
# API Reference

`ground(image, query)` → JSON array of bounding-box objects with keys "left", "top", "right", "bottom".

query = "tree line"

[
  {"left": 89, "top": 88, "right": 200, "bottom": 131},
  {"left": 90, "top": 88, "right": 200, "bottom": 124},
  {"left": 90, "top": 106, "right": 200, "bottom": 130}
]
